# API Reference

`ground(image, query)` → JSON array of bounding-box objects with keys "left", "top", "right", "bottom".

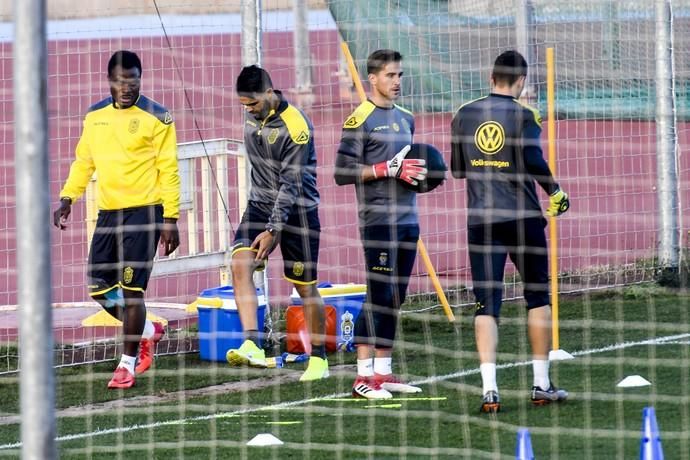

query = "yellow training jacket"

[{"left": 59, "top": 95, "right": 180, "bottom": 219}]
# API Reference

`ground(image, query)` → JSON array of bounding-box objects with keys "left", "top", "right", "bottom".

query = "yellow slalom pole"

[
  {"left": 546, "top": 47, "right": 560, "bottom": 350},
  {"left": 339, "top": 41, "right": 455, "bottom": 322},
  {"left": 417, "top": 239, "right": 455, "bottom": 321},
  {"left": 340, "top": 42, "right": 367, "bottom": 103}
]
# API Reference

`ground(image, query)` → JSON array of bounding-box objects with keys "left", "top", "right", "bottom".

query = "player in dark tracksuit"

[
  {"left": 335, "top": 49, "right": 428, "bottom": 399},
  {"left": 450, "top": 50, "right": 570, "bottom": 413},
  {"left": 226, "top": 65, "right": 328, "bottom": 382}
]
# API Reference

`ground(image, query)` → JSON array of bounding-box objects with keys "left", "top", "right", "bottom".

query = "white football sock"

[
  {"left": 357, "top": 358, "right": 374, "bottom": 377},
  {"left": 374, "top": 357, "right": 392, "bottom": 375},
  {"left": 532, "top": 359, "right": 550, "bottom": 389},
  {"left": 480, "top": 363, "right": 498, "bottom": 394},
  {"left": 141, "top": 319, "right": 155, "bottom": 340},
  {"left": 118, "top": 354, "right": 136, "bottom": 375}
]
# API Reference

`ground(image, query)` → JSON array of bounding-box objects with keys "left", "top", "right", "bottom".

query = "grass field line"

[
  {"left": 1, "top": 331, "right": 688, "bottom": 451},
  {"left": 408, "top": 332, "right": 690, "bottom": 388},
  {"left": 0, "top": 367, "right": 337, "bottom": 426}
]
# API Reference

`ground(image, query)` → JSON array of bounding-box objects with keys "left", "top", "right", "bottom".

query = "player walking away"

[
  {"left": 53, "top": 50, "right": 179, "bottom": 389},
  {"left": 226, "top": 65, "right": 329, "bottom": 382},
  {"left": 450, "top": 50, "right": 570, "bottom": 413},
  {"left": 334, "top": 49, "right": 428, "bottom": 399}
]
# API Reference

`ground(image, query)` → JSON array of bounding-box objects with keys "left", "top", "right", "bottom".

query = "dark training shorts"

[
  {"left": 232, "top": 201, "right": 320, "bottom": 285},
  {"left": 87, "top": 204, "right": 163, "bottom": 295},
  {"left": 467, "top": 217, "right": 549, "bottom": 317}
]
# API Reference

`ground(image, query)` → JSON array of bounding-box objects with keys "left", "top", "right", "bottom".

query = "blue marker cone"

[
  {"left": 515, "top": 428, "right": 534, "bottom": 460},
  {"left": 639, "top": 406, "right": 664, "bottom": 460}
]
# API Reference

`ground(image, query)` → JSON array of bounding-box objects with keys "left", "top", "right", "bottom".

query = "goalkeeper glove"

[
  {"left": 372, "top": 145, "right": 428, "bottom": 186},
  {"left": 547, "top": 188, "right": 570, "bottom": 217}
]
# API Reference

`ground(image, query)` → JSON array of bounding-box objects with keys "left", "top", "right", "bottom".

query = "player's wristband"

[{"left": 372, "top": 162, "right": 388, "bottom": 179}]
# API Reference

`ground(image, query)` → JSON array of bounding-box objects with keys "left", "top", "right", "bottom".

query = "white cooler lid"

[
  {"left": 197, "top": 294, "right": 267, "bottom": 310},
  {"left": 290, "top": 284, "right": 366, "bottom": 301}
]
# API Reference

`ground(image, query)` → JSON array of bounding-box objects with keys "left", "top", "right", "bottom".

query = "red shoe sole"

[{"left": 108, "top": 381, "right": 135, "bottom": 389}]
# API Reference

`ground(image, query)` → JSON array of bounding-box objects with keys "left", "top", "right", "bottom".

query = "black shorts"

[
  {"left": 232, "top": 201, "right": 320, "bottom": 284},
  {"left": 467, "top": 217, "right": 549, "bottom": 317},
  {"left": 87, "top": 205, "right": 162, "bottom": 295}
]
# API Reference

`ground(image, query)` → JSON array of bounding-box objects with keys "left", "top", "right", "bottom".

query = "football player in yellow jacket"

[{"left": 53, "top": 50, "right": 180, "bottom": 389}]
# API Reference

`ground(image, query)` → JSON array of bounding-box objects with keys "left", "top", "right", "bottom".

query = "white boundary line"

[{"left": 1, "top": 332, "right": 689, "bottom": 450}]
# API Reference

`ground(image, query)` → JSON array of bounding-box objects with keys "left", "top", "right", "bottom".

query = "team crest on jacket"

[
  {"left": 268, "top": 128, "right": 280, "bottom": 144},
  {"left": 128, "top": 118, "right": 140, "bottom": 134},
  {"left": 123, "top": 266, "right": 134, "bottom": 284},
  {"left": 474, "top": 121, "right": 505, "bottom": 155},
  {"left": 392, "top": 122, "right": 400, "bottom": 132},
  {"left": 292, "top": 261, "right": 305, "bottom": 277}
]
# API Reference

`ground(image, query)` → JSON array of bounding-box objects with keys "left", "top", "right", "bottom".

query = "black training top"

[
  {"left": 450, "top": 93, "right": 558, "bottom": 225},
  {"left": 242, "top": 91, "right": 319, "bottom": 232},
  {"left": 335, "top": 100, "right": 417, "bottom": 227}
]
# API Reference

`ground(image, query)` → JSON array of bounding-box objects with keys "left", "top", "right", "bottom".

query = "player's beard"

[{"left": 254, "top": 104, "right": 271, "bottom": 121}]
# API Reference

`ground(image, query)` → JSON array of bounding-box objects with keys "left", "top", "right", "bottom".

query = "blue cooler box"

[
  {"left": 197, "top": 286, "right": 266, "bottom": 361},
  {"left": 291, "top": 282, "right": 366, "bottom": 351}
]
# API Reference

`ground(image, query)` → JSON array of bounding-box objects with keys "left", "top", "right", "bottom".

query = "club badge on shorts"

[
  {"left": 378, "top": 251, "right": 388, "bottom": 267},
  {"left": 123, "top": 266, "right": 134, "bottom": 284},
  {"left": 292, "top": 261, "right": 304, "bottom": 277}
]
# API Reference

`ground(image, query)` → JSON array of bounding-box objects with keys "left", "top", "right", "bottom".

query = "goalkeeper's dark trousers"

[{"left": 354, "top": 223, "right": 419, "bottom": 349}]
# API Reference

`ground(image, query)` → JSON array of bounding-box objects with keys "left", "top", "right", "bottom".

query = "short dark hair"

[
  {"left": 108, "top": 50, "right": 142, "bottom": 77},
  {"left": 492, "top": 50, "right": 528, "bottom": 86},
  {"left": 236, "top": 65, "right": 274, "bottom": 95},
  {"left": 367, "top": 49, "right": 403, "bottom": 75}
]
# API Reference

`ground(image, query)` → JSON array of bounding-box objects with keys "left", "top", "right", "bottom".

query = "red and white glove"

[{"left": 372, "top": 145, "right": 428, "bottom": 186}]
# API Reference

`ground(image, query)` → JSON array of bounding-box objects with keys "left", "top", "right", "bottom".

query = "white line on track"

[{"left": 1, "top": 332, "right": 688, "bottom": 450}]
